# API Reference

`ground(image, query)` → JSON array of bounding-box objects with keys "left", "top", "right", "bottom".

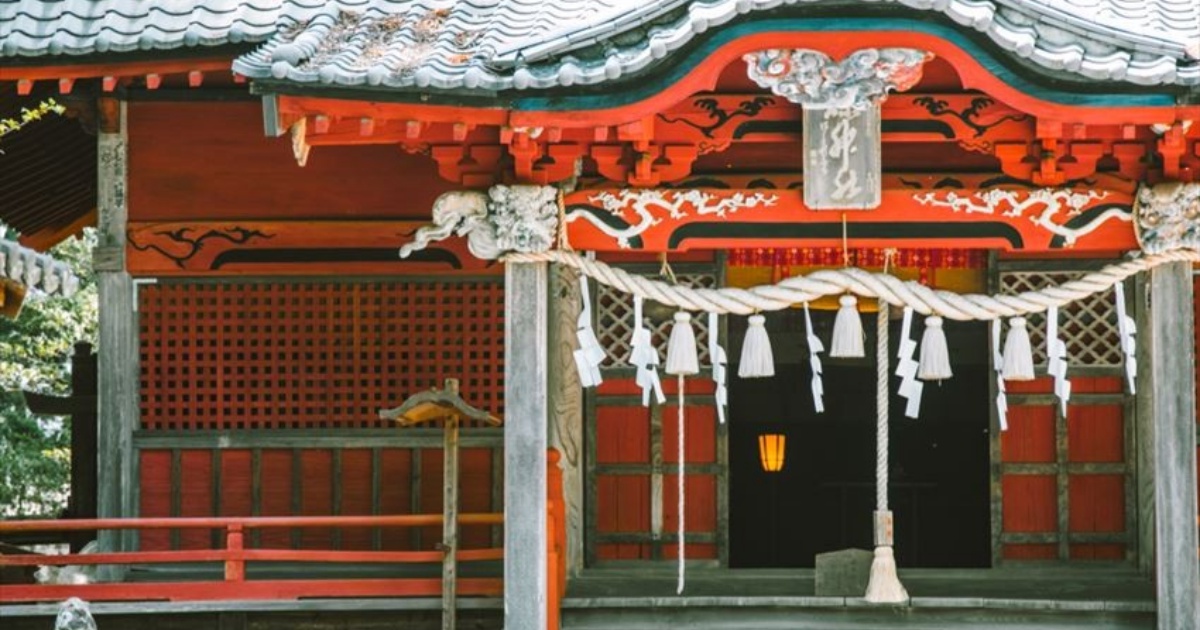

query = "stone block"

[{"left": 815, "top": 548, "right": 873, "bottom": 597}]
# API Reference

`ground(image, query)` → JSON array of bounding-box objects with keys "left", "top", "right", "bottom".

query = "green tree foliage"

[{"left": 0, "top": 227, "right": 97, "bottom": 518}]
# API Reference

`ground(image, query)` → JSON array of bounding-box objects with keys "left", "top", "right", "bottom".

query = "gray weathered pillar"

[
  {"left": 548, "top": 265, "right": 584, "bottom": 576},
  {"left": 1144, "top": 262, "right": 1199, "bottom": 630},
  {"left": 505, "top": 261, "right": 549, "bottom": 630},
  {"left": 95, "top": 99, "right": 139, "bottom": 577}
]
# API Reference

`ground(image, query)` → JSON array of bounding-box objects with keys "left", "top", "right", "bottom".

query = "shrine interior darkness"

[{"left": 728, "top": 309, "right": 991, "bottom": 568}]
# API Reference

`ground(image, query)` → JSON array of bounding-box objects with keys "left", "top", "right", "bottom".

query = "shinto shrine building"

[{"left": 1, "top": 1, "right": 1198, "bottom": 629}]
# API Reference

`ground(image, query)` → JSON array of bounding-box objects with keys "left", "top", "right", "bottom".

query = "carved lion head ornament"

[
  {"left": 1135, "top": 182, "right": 1200, "bottom": 254},
  {"left": 400, "top": 185, "right": 560, "bottom": 261}
]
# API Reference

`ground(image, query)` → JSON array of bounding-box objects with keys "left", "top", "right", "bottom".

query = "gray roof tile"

[{"left": 2, "top": 1, "right": 1197, "bottom": 89}]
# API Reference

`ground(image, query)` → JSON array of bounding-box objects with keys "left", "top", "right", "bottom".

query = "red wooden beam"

[
  {"left": 0, "top": 57, "right": 233, "bottom": 82},
  {"left": 562, "top": 174, "right": 1138, "bottom": 254},
  {"left": 0, "top": 513, "right": 504, "bottom": 533},
  {"left": 0, "top": 578, "right": 504, "bottom": 603}
]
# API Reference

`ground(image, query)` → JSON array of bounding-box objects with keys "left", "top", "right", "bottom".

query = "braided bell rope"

[
  {"left": 504, "top": 249, "right": 1200, "bottom": 319},
  {"left": 875, "top": 301, "right": 889, "bottom": 514}
]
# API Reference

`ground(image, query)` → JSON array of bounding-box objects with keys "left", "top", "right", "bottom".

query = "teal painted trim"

[{"left": 511, "top": 17, "right": 1177, "bottom": 112}]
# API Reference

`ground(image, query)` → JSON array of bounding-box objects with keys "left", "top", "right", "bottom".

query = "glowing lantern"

[{"left": 758, "top": 434, "right": 786, "bottom": 472}]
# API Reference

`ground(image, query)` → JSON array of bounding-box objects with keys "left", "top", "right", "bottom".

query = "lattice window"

[
  {"left": 139, "top": 280, "right": 505, "bottom": 430},
  {"left": 999, "top": 271, "right": 1122, "bottom": 369},
  {"left": 595, "top": 272, "right": 717, "bottom": 369}
]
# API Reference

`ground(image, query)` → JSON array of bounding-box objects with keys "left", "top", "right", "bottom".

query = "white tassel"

[
  {"left": 737, "top": 314, "right": 775, "bottom": 378},
  {"left": 917, "top": 315, "right": 952, "bottom": 381},
  {"left": 864, "top": 545, "right": 909, "bottom": 603},
  {"left": 895, "top": 307, "right": 923, "bottom": 418},
  {"left": 629, "top": 296, "right": 666, "bottom": 406},
  {"left": 1000, "top": 317, "right": 1035, "bottom": 381},
  {"left": 830, "top": 294, "right": 865, "bottom": 358},
  {"left": 707, "top": 312, "right": 728, "bottom": 423},
  {"left": 572, "top": 273, "right": 605, "bottom": 388},
  {"left": 665, "top": 311, "right": 700, "bottom": 376},
  {"left": 804, "top": 303, "right": 825, "bottom": 413}
]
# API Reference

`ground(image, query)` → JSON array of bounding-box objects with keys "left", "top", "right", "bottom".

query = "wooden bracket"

[{"left": 1157, "top": 123, "right": 1187, "bottom": 181}]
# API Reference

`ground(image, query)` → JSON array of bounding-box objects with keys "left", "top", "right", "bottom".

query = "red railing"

[
  {"left": 0, "top": 513, "right": 504, "bottom": 603},
  {"left": 0, "top": 448, "right": 572, "bottom": 615},
  {"left": 547, "top": 449, "right": 567, "bottom": 630}
]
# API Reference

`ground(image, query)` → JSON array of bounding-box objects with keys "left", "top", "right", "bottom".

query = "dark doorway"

[{"left": 728, "top": 308, "right": 991, "bottom": 568}]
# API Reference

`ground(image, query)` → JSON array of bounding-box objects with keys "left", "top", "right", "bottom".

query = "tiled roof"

[
  {"left": 234, "top": 0, "right": 1200, "bottom": 89},
  {"left": 0, "top": 0, "right": 368, "bottom": 57},
  {"left": 2, "top": 1, "right": 1197, "bottom": 88}
]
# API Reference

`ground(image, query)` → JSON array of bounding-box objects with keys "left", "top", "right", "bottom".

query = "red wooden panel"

[
  {"left": 1068, "top": 474, "right": 1124, "bottom": 533},
  {"left": 420, "top": 449, "right": 444, "bottom": 550},
  {"left": 1002, "top": 406, "right": 1055, "bottom": 463},
  {"left": 257, "top": 450, "right": 293, "bottom": 549},
  {"left": 1070, "top": 544, "right": 1125, "bottom": 560},
  {"left": 595, "top": 407, "right": 650, "bottom": 464},
  {"left": 178, "top": 451, "right": 213, "bottom": 550},
  {"left": 596, "top": 476, "right": 650, "bottom": 535},
  {"left": 663, "top": 474, "right": 717, "bottom": 534},
  {"left": 1002, "top": 475, "right": 1057, "bottom": 532},
  {"left": 138, "top": 450, "right": 171, "bottom": 551},
  {"left": 299, "top": 450, "right": 333, "bottom": 549},
  {"left": 1006, "top": 378, "right": 1053, "bottom": 395},
  {"left": 219, "top": 451, "right": 253, "bottom": 518},
  {"left": 128, "top": 102, "right": 452, "bottom": 222},
  {"left": 378, "top": 448, "right": 413, "bottom": 551},
  {"left": 662, "top": 406, "right": 716, "bottom": 464},
  {"left": 1003, "top": 544, "right": 1057, "bottom": 560},
  {"left": 459, "top": 448, "right": 494, "bottom": 549},
  {"left": 1067, "top": 405, "right": 1124, "bottom": 462},
  {"left": 338, "top": 449, "right": 374, "bottom": 550}
]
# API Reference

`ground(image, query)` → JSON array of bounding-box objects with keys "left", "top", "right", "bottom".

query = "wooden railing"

[{"left": 0, "top": 514, "right": 503, "bottom": 603}]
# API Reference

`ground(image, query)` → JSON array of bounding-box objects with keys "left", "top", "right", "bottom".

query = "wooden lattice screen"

[{"left": 138, "top": 279, "right": 506, "bottom": 430}]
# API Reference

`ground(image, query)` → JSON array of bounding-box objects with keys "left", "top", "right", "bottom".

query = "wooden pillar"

[
  {"left": 442, "top": 416, "right": 460, "bottom": 630},
  {"left": 1143, "top": 262, "right": 1199, "bottom": 630},
  {"left": 547, "top": 264, "right": 584, "bottom": 575},
  {"left": 505, "top": 261, "right": 549, "bottom": 630},
  {"left": 95, "top": 98, "right": 138, "bottom": 577}
]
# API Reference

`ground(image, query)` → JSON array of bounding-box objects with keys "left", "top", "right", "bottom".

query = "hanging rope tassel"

[
  {"left": 629, "top": 296, "right": 666, "bottom": 406},
  {"left": 707, "top": 312, "right": 728, "bottom": 423},
  {"left": 1000, "top": 317, "right": 1035, "bottom": 381},
  {"left": 804, "top": 303, "right": 825, "bottom": 413},
  {"left": 830, "top": 294, "right": 865, "bottom": 358},
  {"left": 664, "top": 311, "right": 698, "bottom": 594},
  {"left": 1046, "top": 306, "right": 1071, "bottom": 417},
  {"left": 991, "top": 319, "right": 1008, "bottom": 432},
  {"left": 573, "top": 273, "right": 605, "bottom": 388},
  {"left": 1114, "top": 282, "right": 1137, "bottom": 394},
  {"left": 895, "top": 307, "right": 923, "bottom": 419},
  {"left": 865, "top": 299, "right": 908, "bottom": 604},
  {"left": 738, "top": 314, "right": 775, "bottom": 378},
  {"left": 917, "top": 315, "right": 952, "bottom": 381}
]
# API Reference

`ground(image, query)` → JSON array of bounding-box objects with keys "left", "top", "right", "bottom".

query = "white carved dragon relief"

[
  {"left": 566, "top": 189, "right": 778, "bottom": 249},
  {"left": 913, "top": 189, "right": 1128, "bottom": 248}
]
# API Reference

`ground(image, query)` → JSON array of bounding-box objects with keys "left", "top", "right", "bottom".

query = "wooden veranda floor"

[
  {"left": 562, "top": 566, "right": 1156, "bottom": 630},
  {"left": 0, "top": 565, "right": 1158, "bottom": 630}
]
